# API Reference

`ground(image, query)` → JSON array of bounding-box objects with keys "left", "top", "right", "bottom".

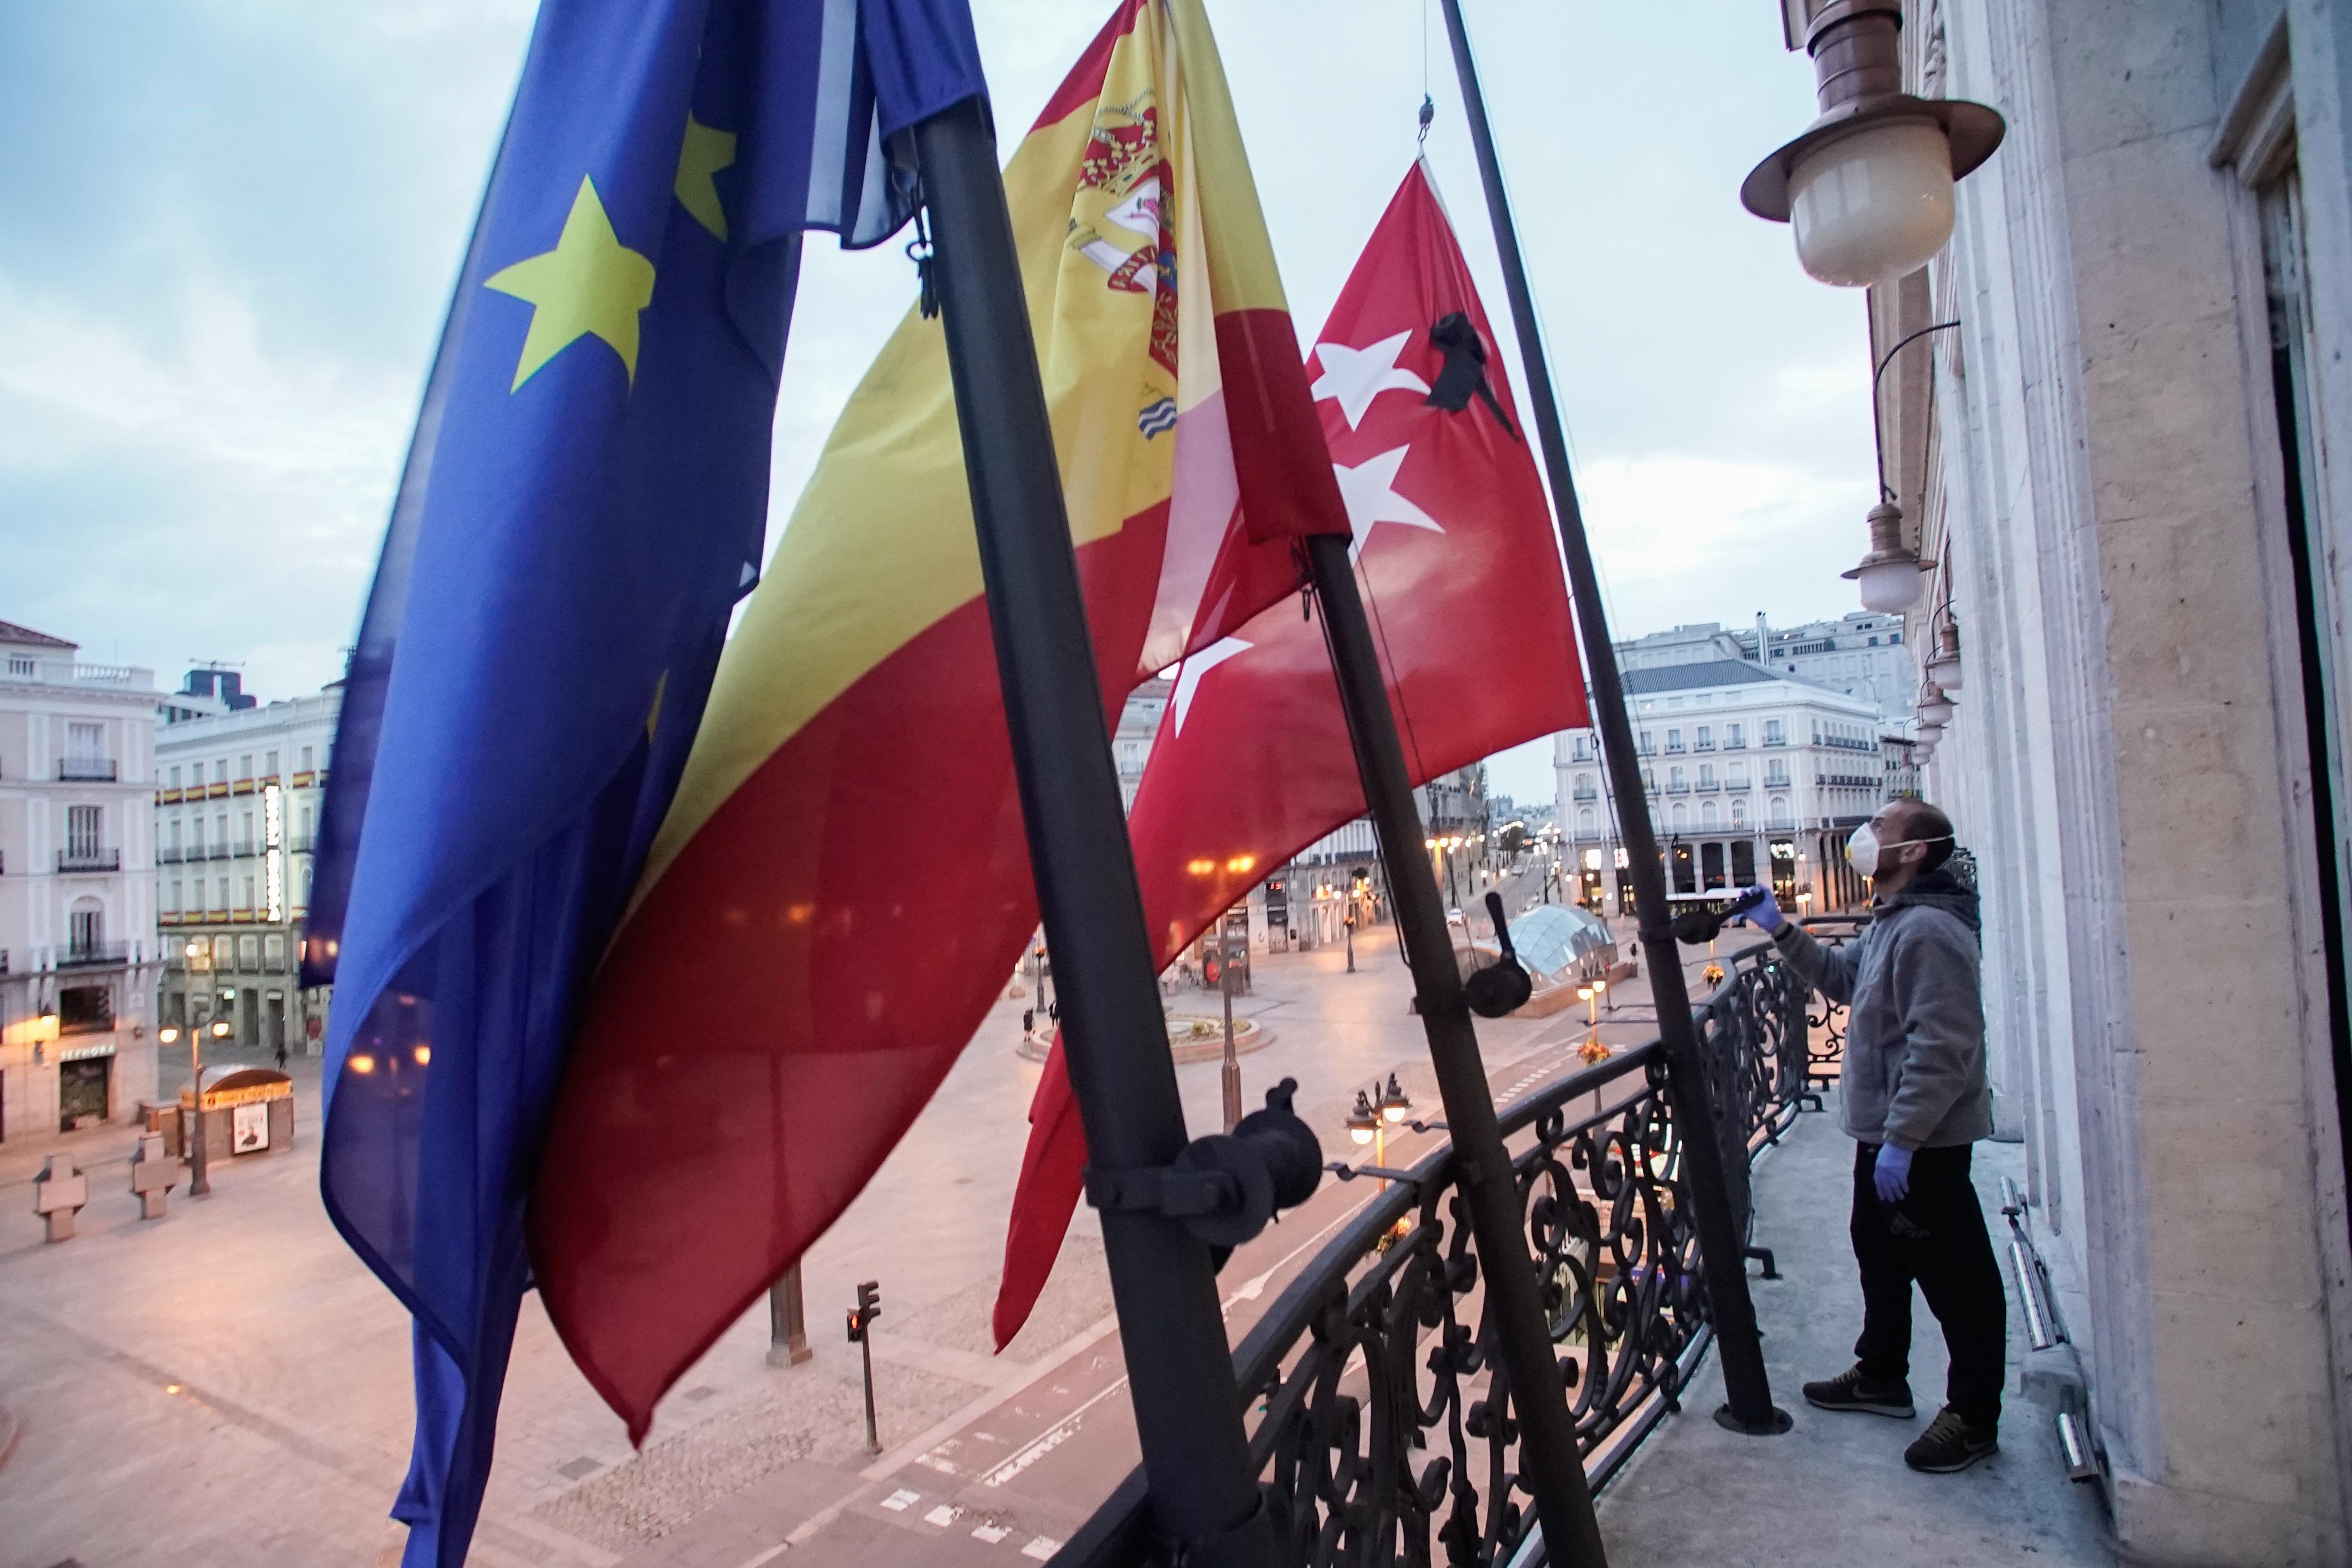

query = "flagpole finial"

[{"left": 1418, "top": 94, "right": 1435, "bottom": 145}]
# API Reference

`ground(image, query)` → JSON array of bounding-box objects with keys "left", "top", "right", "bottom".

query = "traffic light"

[{"left": 847, "top": 1280, "right": 881, "bottom": 1342}]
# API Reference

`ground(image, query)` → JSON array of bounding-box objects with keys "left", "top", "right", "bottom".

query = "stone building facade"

[
  {"left": 1804, "top": 0, "right": 2352, "bottom": 1556},
  {"left": 0, "top": 620, "right": 163, "bottom": 1139},
  {"left": 1552, "top": 659, "right": 1900, "bottom": 917},
  {"left": 155, "top": 684, "right": 341, "bottom": 1058}
]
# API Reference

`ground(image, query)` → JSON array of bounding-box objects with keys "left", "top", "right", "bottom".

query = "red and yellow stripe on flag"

[{"left": 529, "top": 0, "right": 1347, "bottom": 1438}]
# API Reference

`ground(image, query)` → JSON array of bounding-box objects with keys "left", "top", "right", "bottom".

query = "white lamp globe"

[
  {"left": 1789, "top": 120, "right": 1956, "bottom": 287},
  {"left": 1919, "top": 685, "right": 1956, "bottom": 728},
  {"left": 1855, "top": 556, "right": 1927, "bottom": 614}
]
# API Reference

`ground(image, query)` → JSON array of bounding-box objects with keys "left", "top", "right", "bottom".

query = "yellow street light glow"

[
  {"left": 210, "top": 1019, "right": 230, "bottom": 1038},
  {"left": 159, "top": 1025, "right": 181, "bottom": 1044},
  {"left": 414, "top": 1045, "right": 433, "bottom": 1067},
  {"left": 347, "top": 1054, "right": 377, "bottom": 1074},
  {"left": 1224, "top": 854, "right": 1256, "bottom": 875},
  {"left": 1186, "top": 858, "right": 1217, "bottom": 877}
]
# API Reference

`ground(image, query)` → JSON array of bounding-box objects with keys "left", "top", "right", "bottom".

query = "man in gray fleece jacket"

[{"left": 1740, "top": 797, "right": 2005, "bottom": 1474}]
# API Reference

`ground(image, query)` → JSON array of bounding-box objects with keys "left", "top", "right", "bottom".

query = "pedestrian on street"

[{"left": 1735, "top": 797, "right": 2005, "bottom": 1474}]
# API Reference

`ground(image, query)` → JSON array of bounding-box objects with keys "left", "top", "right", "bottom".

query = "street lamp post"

[
  {"left": 1220, "top": 921, "right": 1242, "bottom": 1135},
  {"left": 1438, "top": 0, "right": 1787, "bottom": 1443}
]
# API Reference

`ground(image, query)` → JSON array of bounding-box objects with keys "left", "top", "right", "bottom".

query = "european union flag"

[{"left": 300, "top": 4, "right": 986, "bottom": 1563}]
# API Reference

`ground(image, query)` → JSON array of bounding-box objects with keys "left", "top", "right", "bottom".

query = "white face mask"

[{"left": 1847, "top": 823, "right": 1948, "bottom": 880}]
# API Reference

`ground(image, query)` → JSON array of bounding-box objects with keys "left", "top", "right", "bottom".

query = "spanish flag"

[{"left": 529, "top": 0, "right": 1348, "bottom": 1438}]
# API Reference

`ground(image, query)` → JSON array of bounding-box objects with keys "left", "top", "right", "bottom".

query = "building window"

[
  {"left": 1696, "top": 725, "right": 1713, "bottom": 750},
  {"left": 1765, "top": 761, "right": 1788, "bottom": 786},
  {"left": 213, "top": 760, "right": 227, "bottom": 784},
  {"left": 1577, "top": 806, "right": 1597, "bottom": 837},
  {"left": 241, "top": 875, "right": 256, "bottom": 911},
  {"left": 69, "top": 901, "right": 103, "bottom": 955},
  {"left": 1731, "top": 799, "right": 1748, "bottom": 829},
  {"left": 1665, "top": 728, "right": 1683, "bottom": 752},
  {"left": 238, "top": 754, "right": 253, "bottom": 780},
  {"left": 1701, "top": 800, "right": 1720, "bottom": 831},
  {"left": 1573, "top": 773, "right": 1597, "bottom": 801},
  {"left": 216, "top": 812, "right": 228, "bottom": 849},
  {"left": 1699, "top": 764, "right": 1715, "bottom": 788},
  {"left": 1769, "top": 795, "right": 1790, "bottom": 828},
  {"left": 1763, "top": 719, "right": 1784, "bottom": 746},
  {"left": 264, "top": 749, "right": 279, "bottom": 777},
  {"left": 1669, "top": 765, "right": 1686, "bottom": 791},
  {"left": 1571, "top": 734, "right": 1591, "bottom": 761},
  {"left": 264, "top": 933, "right": 287, "bottom": 972},
  {"left": 169, "top": 765, "right": 182, "bottom": 789},
  {"left": 238, "top": 934, "right": 259, "bottom": 970},
  {"left": 299, "top": 745, "right": 315, "bottom": 771},
  {"left": 189, "top": 816, "right": 204, "bottom": 853},
  {"left": 1726, "top": 722, "right": 1745, "bottom": 748},
  {"left": 167, "top": 879, "right": 182, "bottom": 914},
  {"left": 66, "top": 804, "right": 100, "bottom": 858},
  {"left": 1729, "top": 764, "right": 1749, "bottom": 788},
  {"left": 1637, "top": 730, "right": 1654, "bottom": 755},
  {"left": 216, "top": 878, "right": 229, "bottom": 912},
  {"left": 240, "top": 809, "right": 255, "bottom": 853}
]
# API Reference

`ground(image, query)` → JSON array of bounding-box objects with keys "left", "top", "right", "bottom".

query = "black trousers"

[{"left": 1851, "top": 1140, "right": 2007, "bottom": 1429}]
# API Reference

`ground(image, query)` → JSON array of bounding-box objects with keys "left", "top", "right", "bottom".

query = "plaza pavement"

[{"left": 0, "top": 916, "right": 1670, "bottom": 1568}]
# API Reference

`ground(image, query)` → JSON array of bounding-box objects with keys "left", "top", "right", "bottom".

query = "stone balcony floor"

[{"left": 1596, "top": 1098, "right": 2114, "bottom": 1566}]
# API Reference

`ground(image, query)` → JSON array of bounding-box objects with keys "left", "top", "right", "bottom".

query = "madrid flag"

[
  {"left": 994, "top": 161, "right": 1588, "bottom": 1346},
  {"left": 529, "top": 0, "right": 1349, "bottom": 1438}
]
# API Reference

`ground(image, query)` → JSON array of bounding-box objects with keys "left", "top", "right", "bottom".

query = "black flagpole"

[
  {"left": 1303, "top": 534, "right": 1610, "bottom": 1564},
  {"left": 1435, "top": 0, "right": 1790, "bottom": 1437},
  {"left": 912, "top": 99, "right": 1278, "bottom": 1566}
]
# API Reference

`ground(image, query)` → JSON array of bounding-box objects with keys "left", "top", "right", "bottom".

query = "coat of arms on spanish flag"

[{"left": 528, "top": 0, "right": 1348, "bottom": 1438}]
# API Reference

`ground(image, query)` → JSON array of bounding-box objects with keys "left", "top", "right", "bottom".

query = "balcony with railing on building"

[
  {"left": 57, "top": 939, "right": 132, "bottom": 969},
  {"left": 57, "top": 847, "right": 121, "bottom": 872},
  {"left": 58, "top": 754, "right": 118, "bottom": 780}
]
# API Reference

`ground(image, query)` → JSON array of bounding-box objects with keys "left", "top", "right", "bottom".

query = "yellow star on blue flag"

[{"left": 484, "top": 176, "right": 657, "bottom": 390}]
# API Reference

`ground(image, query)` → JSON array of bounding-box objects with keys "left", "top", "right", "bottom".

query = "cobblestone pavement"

[{"left": 0, "top": 915, "right": 1677, "bottom": 1568}]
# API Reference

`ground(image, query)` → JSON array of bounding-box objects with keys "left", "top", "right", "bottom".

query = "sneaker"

[
  {"left": 1801, "top": 1363, "right": 1915, "bottom": 1417},
  {"left": 1905, "top": 1406, "right": 1999, "bottom": 1472}
]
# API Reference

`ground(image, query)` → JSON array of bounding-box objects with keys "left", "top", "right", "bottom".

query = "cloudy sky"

[{"left": 0, "top": 0, "right": 1876, "bottom": 801}]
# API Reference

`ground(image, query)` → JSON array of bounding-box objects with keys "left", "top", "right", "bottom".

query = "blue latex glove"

[
  {"left": 1730, "top": 884, "right": 1785, "bottom": 933},
  {"left": 1874, "top": 1142, "right": 1913, "bottom": 1203}
]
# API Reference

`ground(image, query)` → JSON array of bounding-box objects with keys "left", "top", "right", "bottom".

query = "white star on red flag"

[
  {"left": 1169, "top": 636, "right": 1252, "bottom": 734},
  {"left": 1310, "top": 330, "right": 1431, "bottom": 430},
  {"left": 1333, "top": 446, "right": 1445, "bottom": 561}
]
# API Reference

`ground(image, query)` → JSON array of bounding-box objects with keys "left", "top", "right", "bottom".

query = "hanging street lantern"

[
  {"left": 1741, "top": 0, "right": 2006, "bottom": 287},
  {"left": 1844, "top": 499, "right": 1925, "bottom": 613},
  {"left": 1926, "top": 618, "right": 1964, "bottom": 691},
  {"left": 1919, "top": 682, "right": 1956, "bottom": 729}
]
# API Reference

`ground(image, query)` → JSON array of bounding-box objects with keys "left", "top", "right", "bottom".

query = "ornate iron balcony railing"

[{"left": 1062, "top": 923, "right": 1863, "bottom": 1567}]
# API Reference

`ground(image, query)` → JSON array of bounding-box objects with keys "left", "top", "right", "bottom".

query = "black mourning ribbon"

[{"left": 1425, "top": 311, "right": 1518, "bottom": 439}]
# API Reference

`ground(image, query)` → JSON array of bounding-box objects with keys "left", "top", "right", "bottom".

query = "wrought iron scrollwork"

[{"left": 1064, "top": 929, "right": 1839, "bottom": 1568}]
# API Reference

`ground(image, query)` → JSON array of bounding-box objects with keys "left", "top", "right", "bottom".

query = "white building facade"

[
  {"left": 1552, "top": 660, "right": 1898, "bottom": 917},
  {"left": 1616, "top": 611, "right": 1918, "bottom": 718},
  {"left": 0, "top": 620, "right": 163, "bottom": 1139},
  {"left": 155, "top": 685, "right": 341, "bottom": 1057}
]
